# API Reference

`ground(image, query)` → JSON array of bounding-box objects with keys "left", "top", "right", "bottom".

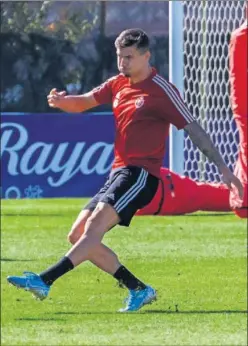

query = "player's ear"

[{"left": 145, "top": 50, "right": 151, "bottom": 61}]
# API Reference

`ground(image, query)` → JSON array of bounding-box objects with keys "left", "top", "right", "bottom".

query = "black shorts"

[{"left": 83, "top": 166, "right": 159, "bottom": 226}]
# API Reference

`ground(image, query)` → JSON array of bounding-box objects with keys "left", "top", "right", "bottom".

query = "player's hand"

[
  {"left": 221, "top": 167, "right": 244, "bottom": 200},
  {"left": 47, "top": 88, "right": 67, "bottom": 108}
]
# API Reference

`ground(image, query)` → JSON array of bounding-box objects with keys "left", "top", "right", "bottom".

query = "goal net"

[{"left": 183, "top": 0, "right": 246, "bottom": 182}]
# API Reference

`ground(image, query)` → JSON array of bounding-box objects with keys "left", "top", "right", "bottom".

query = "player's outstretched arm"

[
  {"left": 184, "top": 120, "right": 244, "bottom": 199},
  {"left": 47, "top": 88, "right": 99, "bottom": 113}
]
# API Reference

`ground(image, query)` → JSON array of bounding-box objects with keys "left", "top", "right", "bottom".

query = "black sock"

[
  {"left": 39, "top": 256, "right": 74, "bottom": 286},
  {"left": 113, "top": 265, "right": 146, "bottom": 291}
]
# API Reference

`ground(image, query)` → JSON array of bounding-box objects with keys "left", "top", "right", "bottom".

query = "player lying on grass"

[
  {"left": 136, "top": 167, "right": 231, "bottom": 216},
  {"left": 7, "top": 28, "right": 243, "bottom": 312},
  {"left": 229, "top": 19, "right": 248, "bottom": 218}
]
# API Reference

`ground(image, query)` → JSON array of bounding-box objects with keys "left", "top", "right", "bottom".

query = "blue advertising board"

[{"left": 1, "top": 113, "right": 169, "bottom": 199}]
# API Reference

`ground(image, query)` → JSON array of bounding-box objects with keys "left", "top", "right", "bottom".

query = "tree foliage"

[{"left": 0, "top": 1, "right": 100, "bottom": 43}]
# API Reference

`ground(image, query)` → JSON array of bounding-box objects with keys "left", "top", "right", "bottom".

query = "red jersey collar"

[{"left": 124, "top": 67, "right": 157, "bottom": 86}]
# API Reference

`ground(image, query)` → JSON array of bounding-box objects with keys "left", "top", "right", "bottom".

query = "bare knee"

[
  {"left": 84, "top": 217, "right": 103, "bottom": 237},
  {"left": 84, "top": 203, "right": 119, "bottom": 237},
  {"left": 68, "top": 225, "right": 83, "bottom": 244},
  {"left": 68, "top": 210, "right": 92, "bottom": 244},
  {"left": 83, "top": 218, "right": 108, "bottom": 244}
]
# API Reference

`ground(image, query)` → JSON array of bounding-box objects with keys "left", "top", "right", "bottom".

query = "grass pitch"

[{"left": 1, "top": 199, "right": 247, "bottom": 346}]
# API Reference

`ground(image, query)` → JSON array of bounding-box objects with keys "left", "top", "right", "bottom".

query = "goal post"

[
  {"left": 169, "top": 0, "right": 246, "bottom": 182},
  {"left": 169, "top": 0, "right": 184, "bottom": 175}
]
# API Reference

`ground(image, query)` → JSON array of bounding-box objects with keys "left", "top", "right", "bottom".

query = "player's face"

[{"left": 116, "top": 46, "right": 150, "bottom": 77}]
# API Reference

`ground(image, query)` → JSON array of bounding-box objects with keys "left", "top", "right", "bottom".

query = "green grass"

[{"left": 1, "top": 199, "right": 247, "bottom": 346}]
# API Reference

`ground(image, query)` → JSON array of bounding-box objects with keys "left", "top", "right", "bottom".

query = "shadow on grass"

[
  {"left": 15, "top": 317, "right": 64, "bottom": 321},
  {"left": 54, "top": 309, "right": 248, "bottom": 315},
  {"left": 183, "top": 213, "right": 233, "bottom": 217},
  {"left": 1, "top": 258, "right": 34, "bottom": 262},
  {"left": 145, "top": 309, "right": 248, "bottom": 314}
]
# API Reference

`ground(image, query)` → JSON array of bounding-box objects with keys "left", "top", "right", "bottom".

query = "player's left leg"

[{"left": 93, "top": 166, "right": 159, "bottom": 312}]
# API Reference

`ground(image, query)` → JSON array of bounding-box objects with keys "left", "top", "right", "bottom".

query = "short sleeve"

[
  {"left": 163, "top": 83, "right": 195, "bottom": 130},
  {"left": 153, "top": 76, "right": 196, "bottom": 130},
  {"left": 91, "top": 79, "right": 113, "bottom": 105}
]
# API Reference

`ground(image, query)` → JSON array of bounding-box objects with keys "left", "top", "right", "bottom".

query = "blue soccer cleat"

[
  {"left": 7, "top": 271, "right": 50, "bottom": 300},
  {"left": 119, "top": 285, "right": 157, "bottom": 312}
]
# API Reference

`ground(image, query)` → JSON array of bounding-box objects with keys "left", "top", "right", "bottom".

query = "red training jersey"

[
  {"left": 92, "top": 68, "right": 195, "bottom": 178},
  {"left": 229, "top": 21, "right": 248, "bottom": 117}
]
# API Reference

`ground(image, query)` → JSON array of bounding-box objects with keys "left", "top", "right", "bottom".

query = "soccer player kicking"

[{"left": 7, "top": 29, "right": 243, "bottom": 312}]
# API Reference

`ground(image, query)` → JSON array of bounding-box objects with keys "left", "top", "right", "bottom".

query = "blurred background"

[{"left": 0, "top": 1, "right": 169, "bottom": 113}]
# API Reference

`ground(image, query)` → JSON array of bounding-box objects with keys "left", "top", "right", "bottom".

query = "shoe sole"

[{"left": 7, "top": 278, "right": 47, "bottom": 301}]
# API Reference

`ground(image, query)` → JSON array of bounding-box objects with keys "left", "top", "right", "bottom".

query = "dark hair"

[{"left": 115, "top": 28, "right": 150, "bottom": 53}]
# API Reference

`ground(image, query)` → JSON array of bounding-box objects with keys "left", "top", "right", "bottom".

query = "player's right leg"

[
  {"left": 6, "top": 202, "right": 119, "bottom": 300},
  {"left": 7, "top": 167, "right": 157, "bottom": 312},
  {"left": 68, "top": 208, "right": 123, "bottom": 275},
  {"left": 67, "top": 209, "right": 93, "bottom": 245},
  {"left": 7, "top": 201, "right": 124, "bottom": 301},
  {"left": 6, "top": 193, "right": 107, "bottom": 300}
]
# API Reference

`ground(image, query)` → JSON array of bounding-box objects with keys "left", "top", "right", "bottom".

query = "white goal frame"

[{"left": 169, "top": 0, "right": 246, "bottom": 182}]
